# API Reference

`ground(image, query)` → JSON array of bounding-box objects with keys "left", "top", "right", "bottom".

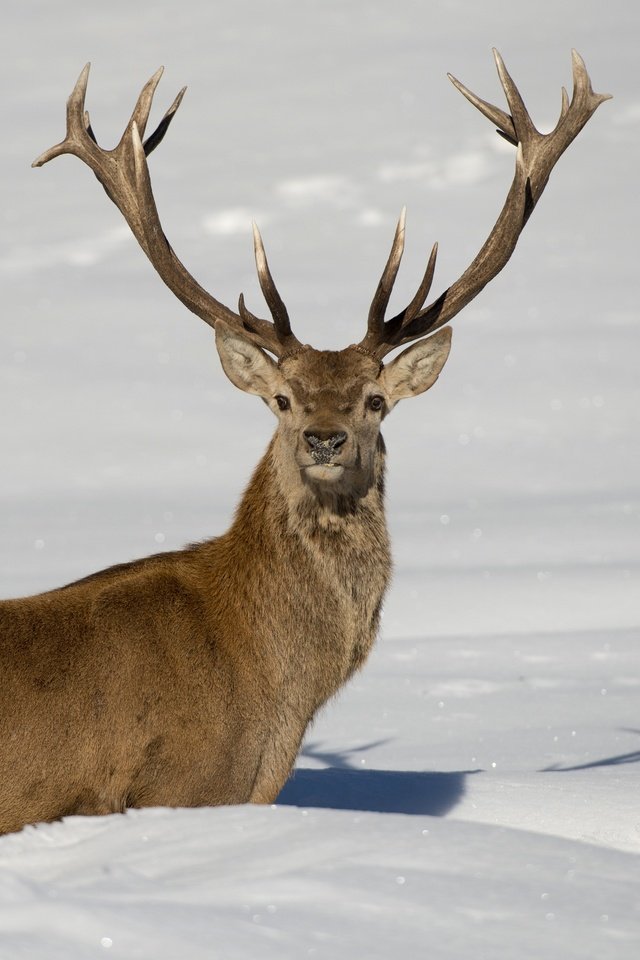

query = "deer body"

[
  {"left": 0, "top": 348, "right": 394, "bottom": 834},
  {"left": 1, "top": 52, "right": 608, "bottom": 833}
]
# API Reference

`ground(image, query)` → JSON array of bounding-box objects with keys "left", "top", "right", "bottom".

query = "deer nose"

[{"left": 304, "top": 429, "right": 348, "bottom": 452}]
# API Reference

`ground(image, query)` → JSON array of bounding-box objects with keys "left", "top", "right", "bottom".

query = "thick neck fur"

[
  {"left": 230, "top": 431, "right": 390, "bottom": 571},
  {"left": 213, "top": 431, "right": 392, "bottom": 695}
]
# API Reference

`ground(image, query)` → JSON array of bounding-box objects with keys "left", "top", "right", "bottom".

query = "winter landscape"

[{"left": 0, "top": 1, "right": 638, "bottom": 957}]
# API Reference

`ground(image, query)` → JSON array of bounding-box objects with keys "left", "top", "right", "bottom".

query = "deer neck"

[
  {"left": 228, "top": 432, "right": 391, "bottom": 597},
  {"left": 211, "top": 432, "right": 391, "bottom": 699}
]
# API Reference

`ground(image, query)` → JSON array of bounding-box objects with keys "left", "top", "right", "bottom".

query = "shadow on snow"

[
  {"left": 541, "top": 728, "right": 640, "bottom": 772},
  {"left": 277, "top": 741, "right": 479, "bottom": 816},
  {"left": 542, "top": 749, "right": 640, "bottom": 772}
]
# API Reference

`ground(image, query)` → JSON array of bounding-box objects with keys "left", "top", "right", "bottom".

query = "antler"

[
  {"left": 359, "top": 50, "right": 611, "bottom": 359},
  {"left": 32, "top": 64, "right": 301, "bottom": 359}
]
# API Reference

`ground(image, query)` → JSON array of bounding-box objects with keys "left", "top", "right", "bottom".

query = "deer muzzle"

[{"left": 304, "top": 431, "right": 348, "bottom": 465}]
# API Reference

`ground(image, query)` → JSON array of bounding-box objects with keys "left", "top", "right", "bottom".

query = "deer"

[{"left": 0, "top": 52, "right": 608, "bottom": 835}]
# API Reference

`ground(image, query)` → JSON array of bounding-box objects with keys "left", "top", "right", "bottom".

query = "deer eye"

[
  {"left": 275, "top": 395, "right": 290, "bottom": 411},
  {"left": 368, "top": 395, "right": 384, "bottom": 412}
]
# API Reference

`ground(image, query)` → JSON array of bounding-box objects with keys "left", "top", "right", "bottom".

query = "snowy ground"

[{"left": 1, "top": 0, "right": 639, "bottom": 956}]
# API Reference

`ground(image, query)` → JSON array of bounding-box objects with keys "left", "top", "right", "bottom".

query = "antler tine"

[
  {"left": 33, "top": 65, "right": 301, "bottom": 359},
  {"left": 358, "top": 50, "right": 610, "bottom": 359},
  {"left": 366, "top": 207, "right": 407, "bottom": 340},
  {"left": 123, "top": 66, "right": 164, "bottom": 145},
  {"left": 66, "top": 63, "right": 92, "bottom": 141},
  {"left": 492, "top": 49, "right": 538, "bottom": 143},
  {"left": 235, "top": 291, "right": 291, "bottom": 348},
  {"left": 32, "top": 63, "right": 92, "bottom": 167},
  {"left": 385, "top": 241, "right": 439, "bottom": 337},
  {"left": 564, "top": 49, "right": 612, "bottom": 131},
  {"left": 142, "top": 85, "right": 187, "bottom": 157},
  {"left": 84, "top": 110, "right": 97, "bottom": 143},
  {"left": 251, "top": 222, "right": 299, "bottom": 345},
  {"left": 238, "top": 292, "right": 263, "bottom": 328},
  {"left": 447, "top": 69, "right": 517, "bottom": 146},
  {"left": 122, "top": 66, "right": 187, "bottom": 158}
]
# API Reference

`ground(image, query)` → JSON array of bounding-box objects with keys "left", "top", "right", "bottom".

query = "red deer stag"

[{"left": 0, "top": 52, "right": 608, "bottom": 834}]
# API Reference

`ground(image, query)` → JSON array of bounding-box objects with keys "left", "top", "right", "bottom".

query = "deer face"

[{"left": 215, "top": 321, "right": 452, "bottom": 491}]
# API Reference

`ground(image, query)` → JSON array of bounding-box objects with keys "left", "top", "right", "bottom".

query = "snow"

[
  {"left": 1, "top": 806, "right": 638, "bottom": 959},
  {"left": 1, "top": 0, "right": 639, "bottom": 956}
]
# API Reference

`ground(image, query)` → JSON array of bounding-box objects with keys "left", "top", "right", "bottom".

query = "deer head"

[
  {"left": 215, "top": 216, "right": 452, "bottom": 496},
  {"left": 32, "top": 52, "right": 610, "bottom": 502}
]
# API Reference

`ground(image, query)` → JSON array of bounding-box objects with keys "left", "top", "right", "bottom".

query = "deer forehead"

[{"left": 279, "top": 348, "right": 382, "bottom": 406}]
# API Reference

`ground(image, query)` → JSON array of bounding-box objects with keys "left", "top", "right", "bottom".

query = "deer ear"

[
  {"left": 215, "top": 321, "right": 283, "bottom": 398},
  {"left": 380, "top": 327, "right": 452, "bottom": 405}
]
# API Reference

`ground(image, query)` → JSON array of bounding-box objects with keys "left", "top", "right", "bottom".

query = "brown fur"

[{"left": 1, "top": 339, "right": 456, "bottom": 835}]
